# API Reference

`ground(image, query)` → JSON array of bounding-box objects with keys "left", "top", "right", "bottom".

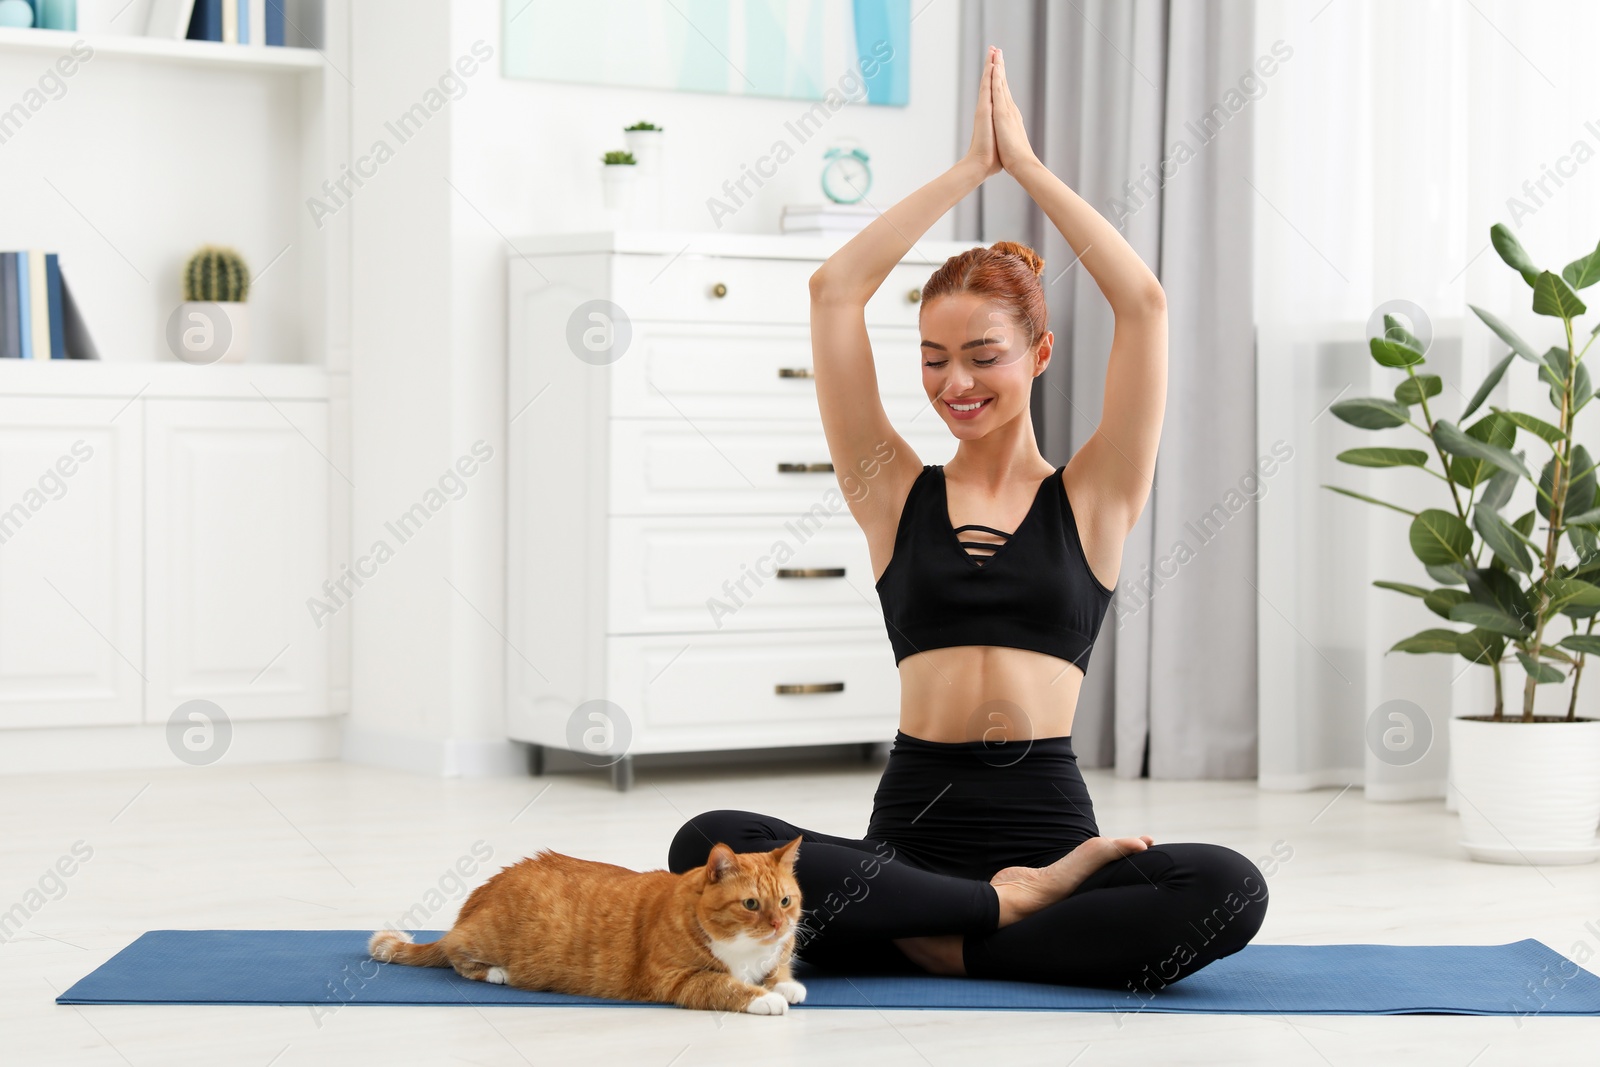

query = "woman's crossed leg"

[{"left": 666, "top": 808, "right": 1262, "bottom": 988}]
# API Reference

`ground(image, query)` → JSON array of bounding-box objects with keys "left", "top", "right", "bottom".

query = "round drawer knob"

[
  {"left": 908, "top": 287, "right": 922, "bottom": 304},
  {"left": 711, "top": 282, "right": 728, "bottom": 298}
]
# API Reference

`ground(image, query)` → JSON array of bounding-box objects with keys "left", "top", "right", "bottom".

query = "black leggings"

[{"left": 667, "top": 731, "right": 1268, "bottom": 991}]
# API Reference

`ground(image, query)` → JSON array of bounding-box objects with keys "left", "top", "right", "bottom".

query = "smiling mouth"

[{"left": 946, "top": 397, "right": 993, "bottom": 413}]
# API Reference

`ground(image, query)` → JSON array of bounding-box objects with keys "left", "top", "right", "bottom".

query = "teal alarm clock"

[{"left": 821, "top": 144, "right": 872, "bottom": 204}]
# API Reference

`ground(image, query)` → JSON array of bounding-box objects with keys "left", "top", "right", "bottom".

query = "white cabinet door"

[
  {"left": 144, "top": 399, "right": 330, "bottom": 722},
  {"left": 0, "top": 398, "right": 142, "bottom": 728}
]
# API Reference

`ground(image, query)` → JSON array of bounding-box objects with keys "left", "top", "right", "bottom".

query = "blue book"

[
  {"left": 15, "top": 252, "right": 31, "bottom": 360},
  {"left": 187, "top": 0, "right": 222, "bottom": 42},
  {"left": 237, "top": 0, "right": 248, "bottom": 42},
  {"left": 265, "top": 0, "right": 284, "bottom": 45},
  {"left": 45, "top": 253, "right": 65, "bottom": 359},
  {"left": 0, "top": 254, "right": 17, "bottom": 359}
]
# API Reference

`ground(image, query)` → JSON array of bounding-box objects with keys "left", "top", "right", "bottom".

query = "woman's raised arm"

[
  {"left": 807, "top": 48, "right": 1002, "bottom": 538},
  {"left": 811, "top": 46, "right": 1002, "bottom": 302},
  {"left": 990, "top": 48, "right": 1168, "bottom": 537}
]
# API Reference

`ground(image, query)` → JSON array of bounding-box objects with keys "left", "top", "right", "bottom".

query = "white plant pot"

[
  {"left": 623, "top": 128, "right": 666, "bottom": 229},
  {"left": 175, "top": 300, "right": 248, "bottom": 364},
  {"left": 623, "top": 128, "right": 663, "bottom": 174},
  {"left": 1449, "top": 715, "right": 1600, "bottom": 864},
  {"left": 600, "top": 165, "right": 636, "bottom": 212}
]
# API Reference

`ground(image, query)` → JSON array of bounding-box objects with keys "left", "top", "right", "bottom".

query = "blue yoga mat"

[{"left": 54, "top": 930, "right": 1600, "bottom": 1016}]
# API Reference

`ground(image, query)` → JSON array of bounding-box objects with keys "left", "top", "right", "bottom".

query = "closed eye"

[{"left": 924, "top": 357, "right": 1000, "bottom": 368}]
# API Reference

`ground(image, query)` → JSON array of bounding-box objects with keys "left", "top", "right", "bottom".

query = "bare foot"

[{"left": 989, "top": 835, "right": 1154, "bottom": 927}]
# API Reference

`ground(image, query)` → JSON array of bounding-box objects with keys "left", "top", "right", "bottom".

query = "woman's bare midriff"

[{"left": 894, "top": 644, "right": 1085, "bottom": 742}]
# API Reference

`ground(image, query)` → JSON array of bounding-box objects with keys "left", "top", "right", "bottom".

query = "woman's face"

[{"left": 919, "top": 291, "right": 1045, "bottom": 437}]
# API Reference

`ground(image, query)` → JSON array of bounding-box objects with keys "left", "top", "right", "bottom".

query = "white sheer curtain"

[{"left": 1255, "top": 0, "right": 1600, "bottom": 797}]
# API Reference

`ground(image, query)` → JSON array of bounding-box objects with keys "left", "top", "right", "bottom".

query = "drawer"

[
  {"left": 608, "top": 516, "right": 883, "bottom": 633},
  {"left": 610, "top": 322, "right": 929, "bottom": 420},
  {"left": 608, "top": 419, "right": 958, "bottom": 515},
  {"left": 615, "top": 254, "right": 933, "bottom": 328},
  {"left": 606, "top": 630, "right": 900, "bottom": 732}
]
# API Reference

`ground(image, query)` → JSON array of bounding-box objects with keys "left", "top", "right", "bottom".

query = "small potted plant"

[
  {"left": 622, "top": 122, "right": 665, "bottom": 228},
  {"left": 600, "top": 149, "right": 636, "bottom": 212},
  {"left": 623, "top": 120, "right": 663, "bottom": 160},
  {"left": 179, "top": 245, "right": 251, "bottom": 364},
  {"left": 1326, "top": 223, "right": 1600, "bottom": 864}
]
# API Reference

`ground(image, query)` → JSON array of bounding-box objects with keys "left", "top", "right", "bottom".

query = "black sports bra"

[{"left": 873, "top": 464, "right": 1116, "bottom": 674}]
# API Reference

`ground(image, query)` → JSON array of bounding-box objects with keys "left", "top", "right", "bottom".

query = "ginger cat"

[{"left": 369, "top": 836, "right": 806, "bottom": 1014}]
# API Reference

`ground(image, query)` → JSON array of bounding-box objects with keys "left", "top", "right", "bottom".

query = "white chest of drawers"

[{"left": 506, "top": 231, "right": 966, "bottom": 788}]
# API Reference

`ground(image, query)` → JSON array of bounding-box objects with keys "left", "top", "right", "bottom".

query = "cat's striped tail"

[{"left": 368, "top": 929, "right": 450, "bottom": 967}]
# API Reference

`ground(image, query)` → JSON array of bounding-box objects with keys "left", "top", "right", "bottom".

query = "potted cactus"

[
  {"left": 177, "top": 245, "right": 251, "bottom": 364},
  {"left": 1325, "top": 223, "right": 1600, "bottom": 864}
]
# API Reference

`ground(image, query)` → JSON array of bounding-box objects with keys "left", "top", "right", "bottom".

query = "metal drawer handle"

[
  {"left": 775, "top": 682, "right": 846, "bottom": 695},
  {"left": 777, "top": 367, "right": 814, "bottom": 379},
  {"left": 776, "top": 567, "right": 845, "bottom": 579},
  {"left": 711, "top": 282, "right": 728, "bottom": 298},
  {"left": 777, "top": 462, "right": 834, "bottom": 473},
  {"left": 908, "top": 287, "right": 922, "bottom": 304}
]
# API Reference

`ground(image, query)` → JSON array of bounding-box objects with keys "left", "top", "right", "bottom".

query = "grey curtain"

[{"left": 954, "top": 0, "right": 1258, "bottom": 779}]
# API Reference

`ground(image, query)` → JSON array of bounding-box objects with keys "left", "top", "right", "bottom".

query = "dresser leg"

[
  {"left": 610, "top": 756, "right": 635, "bottom": 792},
  {"left": 528, "top": 744, "right": 546, "bottom": 777}
]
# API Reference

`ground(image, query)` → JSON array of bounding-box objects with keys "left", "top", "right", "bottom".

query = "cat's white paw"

[
  {"left": 485, "top": 967, "right": 509, "bottom": 985},
  {"left": 744, "top": 990, "right": 789, "bottom": 1015},
  {"left": 773, "top": 980, "right": 807, "bottom": 1004}
]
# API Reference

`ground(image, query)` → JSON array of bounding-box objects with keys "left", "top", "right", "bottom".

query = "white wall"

[{"left": 344, "top": 0, "right": 963, "bottom": 773}]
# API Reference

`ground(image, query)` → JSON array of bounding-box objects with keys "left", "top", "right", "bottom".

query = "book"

[
  {"left": 16, "top": 251, "right": 32, "bottom": 359},
  {"left": 265, "top": 0, "right": 284, "bottom": 45},
  {"left": 780, "top": 218, "right": 875, "bottom": 236},
  {"left": 187, "top": 0, "right": 221, "bottom": 42},
  {"left": 0, "top": 254, "right": 17, "bottom": 359},
  {"left": 0, "top": 252, "right": 93, "bottom": 360},
  {"left": 27, "top": 251, "right": 50, "bottom": 361},
  {"left": 247, "top": 0, "right": 264, "bottom": 47},
  {"left": 221, "top": 0, "right": 237, "bottom": 43},
  {"left": 145, "top": 0, "right": 197, "bottom": 39},
  {"left": 782, "top": 203, "right": 880, "bottom": 219},
  {"left": 45, "top": 253, "right": 65, "bottom": 359},
  {"left": 59, "top": 274, "right": 98, "bottom": 360}
]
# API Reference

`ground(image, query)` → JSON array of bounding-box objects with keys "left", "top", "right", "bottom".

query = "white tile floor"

[{"left": 2, "top": 752, "right": 1596, "bottom": 1066}]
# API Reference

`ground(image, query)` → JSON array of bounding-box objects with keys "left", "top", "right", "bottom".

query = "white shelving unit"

[
  {"left": 0, "top": 25, "right": 322, "bottom": 71},
  {"left": 0, "top": 5, "right": 354, "bottom": 773}
]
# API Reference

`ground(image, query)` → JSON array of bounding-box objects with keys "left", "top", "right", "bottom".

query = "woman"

[{"left": 668, "top": 46, "right": 1267, "bottom": 991}]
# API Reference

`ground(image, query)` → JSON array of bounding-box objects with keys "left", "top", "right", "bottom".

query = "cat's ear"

[
  {"left": 705, "top": 842, "right": 739, "bottom": 883},
  {"left": 774, "top": 835, "right": 802, "bottom": 870}
]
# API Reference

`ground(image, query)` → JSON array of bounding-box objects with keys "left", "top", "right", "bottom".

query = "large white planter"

[{"left": 1449, "top": 716, "right": 1600, "bottom": 864}]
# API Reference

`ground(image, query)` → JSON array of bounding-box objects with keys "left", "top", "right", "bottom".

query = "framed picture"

[{"left": 502, "top": 0, "right": 910, "bottom": 106}]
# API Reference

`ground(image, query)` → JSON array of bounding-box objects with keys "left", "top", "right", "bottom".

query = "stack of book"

[
  {"left": 145, "top": 0, "right": 290, "bottom": 45},
  {"left": 780, "top": 203, "right": 880, "bottom": 236},
  {"left": 0, "top": 251, "right": 97, "bottom": 360}
]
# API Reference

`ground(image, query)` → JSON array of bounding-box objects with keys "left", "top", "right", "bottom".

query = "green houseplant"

[{"left": 1325, "top": 223, "right": 1600, "bottom": 863}]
